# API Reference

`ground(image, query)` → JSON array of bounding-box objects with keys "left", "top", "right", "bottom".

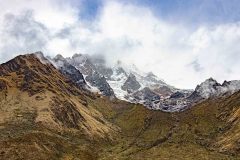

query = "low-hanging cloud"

[{"left": 0, "top": 0, "right": 240, "bottom": 89}]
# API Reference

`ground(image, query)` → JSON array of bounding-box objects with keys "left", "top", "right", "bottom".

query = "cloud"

[
  {"left": 0, "top": 0, "right": 78, "bottom": 29},
  {"left": 0, "top": 0, "right": 79, "bottom": 61},
  {"left": 0, "top": 0, "right": 240, "bottom": 89},
  {"left": 188, "top": 60, "right": 203, "bottom": 72},
  {"left": 0, "top": 11, "right": 49, "bottom": 61}
]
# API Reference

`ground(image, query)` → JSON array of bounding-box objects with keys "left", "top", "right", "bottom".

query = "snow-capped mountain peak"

[
  {"left": 195, "top": 77, "right": 221, "bottom": 98},
  {"left": 121, "top": 73, "right": 141, "bottom": 93},
  {"left": 48, "top": 54, "right": 87, "bottom": 89},
  {"left": 45, "top": 53, "right": 240, "bottom": 113},
  {"left": 190, "top": 78, "right": 240, "bottom": 99},
  {"left": 55, "top": 54, "right": 65, "bottom": 61}
]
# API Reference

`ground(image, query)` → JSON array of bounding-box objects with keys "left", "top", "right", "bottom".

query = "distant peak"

[
  {"left": 146, "top": 72, "right": 156, "bottom": 78},
  {"left": 222, "top": 80, "right": 230, "bottom": 86},
  {"left": 206, "top": 77, "right": 217, "bottom": 82},
  {"left": 55, "top": 54, "right": 64, "bottom": 59},
  {"left": 72, "top": 53, "right": 84, "bottom": 59},
  {"left": 192, "top": 77, "right": 240, "bottom": 99},
  {"left": 200, "top": 77, "right": 219, "bottom": 86},
  {"left": 54, "top": 54, "right": 65, "bottom": 61}
]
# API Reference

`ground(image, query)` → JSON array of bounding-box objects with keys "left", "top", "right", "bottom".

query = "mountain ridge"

[
  {"left": 0, "top": 52, "right": 240, "bottom": 159},
  {"left": 48, "top": 53, "right": 240, "bottom": 112}
]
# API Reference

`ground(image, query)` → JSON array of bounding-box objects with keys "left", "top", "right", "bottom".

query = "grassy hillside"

[
  {"left": 91, "top": 94, "right": 240, "bottom": 160},
  {"left": 0, "top": 54, "right": 118, "bottom": 159}
]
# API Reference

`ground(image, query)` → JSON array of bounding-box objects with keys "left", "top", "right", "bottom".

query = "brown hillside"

[{"left": 0, "top": 53, "right": 118, "bottom": 159}]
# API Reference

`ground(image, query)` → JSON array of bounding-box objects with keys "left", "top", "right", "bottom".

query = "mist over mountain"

[
  {"left": 3, "top": 51, "right": 240, "bottom": 113},
  {"left": 1, "top": 0, "right": 240, "bottom": 89}
]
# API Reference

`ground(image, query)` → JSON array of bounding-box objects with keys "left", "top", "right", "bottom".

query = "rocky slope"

[
  {"left": 51, "top": 54, "right": 192, "bottom": 112},
  {"left": 51, "top": 54, "right": 87, "bottom": 89},
  {"left": 121, "top": 73, "right": 141, "bottom": 93},
  {"left": 0, "top": 52, "right": 240, "bottom": 159},
  {"left": 97, "top": 90, "right": 240, "bottom": 159},
  {"left": 49, "top": 54, "right": 240, "bottom": 113},
  {"left": 0, "top": 52, "right": 119, "bottom": 159},
  {"left": 51, "top": 54, "right": 115, "bottom": 97},
  {"left": 188, "top": 78, "right": 240, "bottom": 101}
]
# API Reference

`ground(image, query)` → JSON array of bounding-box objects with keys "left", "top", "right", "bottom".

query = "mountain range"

[
  {"left": 0, "top": 52, "right": 240, "bottom": 159},
  {"left": 50, "top": 52, "right": 240, "bottom": 112}
]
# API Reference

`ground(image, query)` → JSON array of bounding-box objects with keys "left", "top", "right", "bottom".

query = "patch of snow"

[
  {"left": 195, "top": 78, "right": 240, "bottom": 99},
  {"left": 82, "top": 74, "right": 100, "bottom": 93},
  {"left": 107, "top": 67, "right": 128, "bottom": 100},
  {"left": 223, "top": 80, "right": 240, "bottom": 93}
]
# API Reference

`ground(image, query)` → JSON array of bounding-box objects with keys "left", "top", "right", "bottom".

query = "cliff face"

[{"left": 51, "top": 54, "right": 116, "bottom": 97}]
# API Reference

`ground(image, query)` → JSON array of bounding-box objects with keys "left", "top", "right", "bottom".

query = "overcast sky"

[{"left": 0, "top": 0, "right": 240, "bottom": 89}]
